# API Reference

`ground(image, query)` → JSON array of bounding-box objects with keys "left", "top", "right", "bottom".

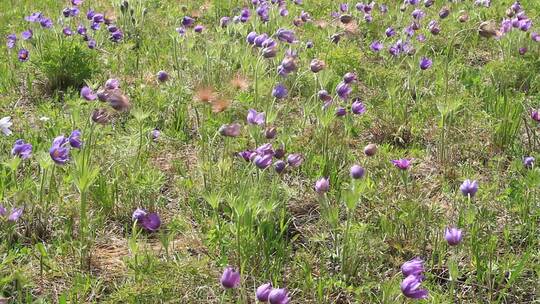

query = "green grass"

[{"left": 1, "top": 0, "right": 539, "bottom": 303}]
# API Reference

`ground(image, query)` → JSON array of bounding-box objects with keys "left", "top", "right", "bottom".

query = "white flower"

[
  {"left": 0, "top": 116, "right": 13, "bottom": 136},
  {"left": 39, "top": 116, "right": 50, "bottom": 122}
]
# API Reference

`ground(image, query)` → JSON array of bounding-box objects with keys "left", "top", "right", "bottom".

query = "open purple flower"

[
  {"left": 247, "top": 109, "right": 266, "bottom": 126},
  {"left": 401, "top": 275, "right": 428, "bottom": 299},
  {"left": 401, "top": 258, "right": 424, "bottom": 276},
  {"left": 40, "top": 18, "right": 53, "bottom": 28},
  {"left": 460, "top": 179, "right": 478, "bottom": 197},
  {"left": 351, "top": 99, "right": 366, "bottom": 115},
  {"left": 69, "top": 130, "right": 82, "bottom": 148},
  {"left": 272, "top": 84, "right": 288, "bottom": 99},
  {"left": 81, "top": 86, "right": 97, "bottom": 101},
  {"left": 420, "top": 57, "right": 432, "bottom": 70},
  {"left": 105, "top": 78, "right": 120, "bottom": 90},
  {"left": 445, "top": 227, "right": 463, "bottom": 246},
  {"left": 256, "top": 283, "right": 273, "bottom": 302},
  {"left": 18, "top": 49, "right": 29, "bottom": 62},
  {"left": 220, "top": 267, "right": 240, "bottom": 289},
  {"left": 392, "top": 158, "right": 411, "bottom": 170},
  {"left": 268, "top": 288, "right": 290, "bottom": 304},
  {"left": 370, "top": 40, "right": 383, "bottom": 52},
  {"left": 336, "top": 82, "right": 352, "bottom": 100},
  {"left": 132, "top": 208, "right": 147, "bottom": 221},
  {"left": 12, "top": 139, "right": 32, "bottom": 159},
  {"left": 315, "top": 177, "right": 330, "bottom": 193},
  {"left": 287, "top": 154, "right": 303, "bottom": 167},
  {"left": 49, "top": 135, "right": 70, "bottom": 165},
  {"left": 6, "top": 34, "right": 17, "bottom": 49},
  {"left": 25, "top": 12, "right": 43, "bottom": 22}
]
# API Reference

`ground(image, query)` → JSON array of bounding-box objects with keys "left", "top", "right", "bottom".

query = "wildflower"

[
  {"left": 81, "top": 86, "right": 97, "bottom": 101},
  {"left": 276, "top": 28, "right": 297, "bottom": 43},
  {"left": 531, "top": 110, "right": 540, "bottom": 122},
  {"left": 25, "top": 12, "right": 43, "bottom": 22},
  {"left": 343, "top": 72, "right": 357, "bottom": 83},
  {"left": 391, "top": 159, "right": 412, "bottom": 170},
  {"left": 315, "top": 177, "right": 330, "bottom": 193},
  {"left": 364, "top": 143, "right": 377, "bottom": 156},
  {"left": 335, "top": 107, "right": 347, "bottom": 117},
  {"left": 287, "top": 154, "right": 303, "bottom": 167},
  {"left": 445, "top": 227, "right": 463, "bottom": 246},
  {"left": 401, "top": 275, "right": 428, "bottom": 299},
  {"left": 220, "top": 16, "right": 230, "bottom": 28},
  {"left": 460, "top": 179, "right": 478, "bottom": 197},
  {"left": 247, "top": 109, "right": 266, "bottom": 125},
  {"left": 11, "top": 139, "right": 32, "bottom": 159},
  {"left": 18, "top": 49, "right": 29, "bottom": 62},
  {"left": 336, "top": 82, "right": 352, "bottom": 100},
  {"left": 63, "top": 27, "right": 73, "bottom": 36},
  {"left": 272, "top": 84, "right": 288, "bottom": 99},
  {"left": 194, "top": 25, "right": 204, "bottom": 33},
  {"left": 350, "top": 165, "right": 365, "bottom": 179},
  {"left": 401, "top": 258, "right": 424, "bottom": 276},
  {"left": 265, "top": 127, "right": 277, "bottom": 139},
  {"left": 523, "top": 156, "right": 534, "bottom": 168},
  {"left": 371, "top": 41, "right": 383, "bottom": 52},
  {"left": 6, "top": 34, "right": 16, "bottom": 49},
  {"left": 68, "top": 130, "right": 82, "bottom": 149},
  {"left": 21, "top": 30, "right": 32, "bottom": 40},
  {"left": 310, "top": 59, "right": 325, "bottom": 73},
  {"left": 8, "top": 208, "right": 23, "bottom": 222},
  {"left": 219, "top": 123, "right": 241, "bottom": 137},
  {"left": 140, "top": 213, "right": 161, "bottom": 231},
  {"left": 182, "top": 16, "right": 195, "bottom": 27},
  {"left": 40, "top": 18, "right": 53, "bottom": 28},
  {"left": 385, "top": 27, "right": 396, "bottom": 37},
  {"left": 268, "top": 288, "right": 290, "bottom": 304},
  {"left": 157, "top": 71, "right": 169, "bottom": 82},
  {"left": 91, "top": 108, "right": 110, "bottom": 124},
  {"left": 105, "top": 79, "right": 120, "bottom": 90},
  {"left": 419, "top": 57, "right": 432, "bottom": 70},
  {"left": 254, "top": 154, "right": 273, "bottom": 169},
  {"left": 256, "top": 283, "right": 273, "bottom": 302},
  {"left": 439, "top": 7, "right": 450, "bottom": 19},
  {"left": 132, "top": 208, "right": 147, "bottom": 220},
  {"left": 220, "top": 267, "right": 240, "bottom": 289},
  {"left": 351, "top": 99, "right": 366, "bottom": 115},
  {"left": 274, "top": 160, "right": 286, "bottom": 173},
  {"left": 49, "top": 135, "right": 70, "bottom": 165},
  {"left": 238, "top": 150, "right": 256, "bottom": 162},
  {"left": 0, "top": 116, "right": 13, "bottom": 136},
  {"left": 151, "top": 129, "right": 160, "bottom": 141}
]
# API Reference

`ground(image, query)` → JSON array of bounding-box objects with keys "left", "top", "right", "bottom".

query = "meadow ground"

[{"left": 0, "top": 0, "right": 539, "bottom": 303}]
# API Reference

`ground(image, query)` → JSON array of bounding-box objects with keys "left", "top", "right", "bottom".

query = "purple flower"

[
  {"left": 335, "top": 107, "right": 347, "bottom": 117},
  {"left": 401, "top": 258, "right": 424, "bottom": 276},
  {"left": 6, "top": 34, "right": 17, "bottom": 49},
  {"left": 445, "top": 227, "right": 463, "bottom": 246},
  {"left": 157, "top": 71, "right": 169, "bottom": 82},
  {"left": 132, "top": 208, "right": 147, "bottom": 220},
  {"left": 1, "top": 116, "right": 13, "bottom": 136},
  {"left": 428, "top": 20, "right": 440, "bottom": 35},
  {"left": 254, "top": 154, "right": 273, "bottom": 169},
  {"left": 280, "top": 8, "right": 289, "bottom": 17},
  {"left": 519, "top": 47, "right": 527, "bottom": 55},
  {"left": 339, "top": 3, "right": 349, "bottom": 12},
  {"left": 151, "top": 129, "right": 160, "bottom": 141},
  {"left": 18, "top": 49, "right": 29, "bottom": 62},
  {"left": 306, "top": 41, "right": 314, "bottom": 48},
  {"left": 246, "top": 31, "right": 258, "bottom": 44},
  {"left": 439, "top": 7, "right": 450, "bottom": 19},
  {"left": 391, "top": 158, "right": 411, "bottom": 170},
  {"left": 350, "top": 165, "right": 365, "bottom": 179},
  {"left": 40, "top": 18, "right": 53, "bottom": 28},
  {"left": 256, "top": 143, "right": 274, "bottom": 156},
  {"left": 140, "top": 213, "right": 161, "bottom": 231},
  {"left": 385, "top": 27, "right": 396, "bottom": 37},
  {"left": 532, "top": 32, "right": 540, "bottom": 42},
  {"left": 523, "top": 156, "right": 534, "bottom": 168},
  {"left": 315, "top": 177, "right": 330, "bottom": 193},
  {"left": 256, "top": 283, "right": 273, "bottom": 301},
  {"left": 182, "top": 16, "right": 195, "bottom": 27},
  {"left": 220, "top": 17, "right": 230, "bottom": 28},
  {"left": 370, "top": 40, "right": 383, "bottom": 52},
  {"left": 63, "top": 27, "right": 73, "bottom": 36},
  {"left": 343, "top": 72, "right": 357, "bottom": 83},
  {"left": 265, "top": 127, "right": 277, "bottom": 139},
  {"left": 111, "top": 30, "right": 124, "bottom": 42},
  {"left": 310, "top": 59, "right": 325, "bottom": 73},
  {"left": 318, "top": 90, "right": 332, "bottom": 103},
  {"left": 49, "top": 135, "right": 70, "bottom": 165},
  {"left": 77, "top": 25, "right": 87, "bottom": 35},
  {"left": 21, "top": 30, "right": 33, "bottom": 40},
  {"left": 11, "top": 139, "right": 32, "bottom": 159},
  {"left": 0, "top": 205, "right": 5, "bottom": 216},
  {"left": 25, "top": 12, "right": 43, "bottom": 22},
  {"left": 72, "top": 0, "right": 83, "bottom": 5},
  {"left": 81, "top": 86, "right": 97, "bottom": 101},
  {"left": 86, "top": 9, "right": 95, "bottom": 20},
  {"left": 419, "top": 57, "right": 432, "bottom": 70},
  {"left": 68, "top": 130, "right": 82, "bottom": 149},
  {"left": 247, "top": 109, "right": 266, "bottom": 125},
  {"left": 412, "top": 8, "right": 425, "bottom": 19},
  {"left": 194, "top": 25, "right": 204, "bottom": 33},
  {"left": 220, "top": 267, "right": 240, "bottom": 289},
  {"left": 336, "top": 82, "right": 352, "bottom": 100},
  {"left": 531, "top": 110, "right": 540, "bottom": 122},
  {"left": 105, "top": 79, "right": 120, "bottom": 90},
  {"left": 401, "top": 275, "right": 428, "bottom": 299},
  {"left": 460, "top": 179, "right": 478, "bottom": 197},
  {"left": 238, "top": 150, "right": 256, "bottom": 162},
  {"left": 268, "top": 288, "right": 290, "bottom": 304},
  {"left": 93, "top": 13, "right": 105, "bottom": 23},
  {"left": 287, "top": 154, "right": 303, "bottom": 167},
  {"left": 351, "top": 99, "right": 366, "bottom": 115},
  {"left": 8, "top": 208, "right": 23, "bottom": 222},
  {"left": 219, "top": 123, "right": 241, "bottom": 137},
  {"left": 274, "top": 160, "right": 286, "bottom": 173},
  {"left": 87, "top": 39, "right": 96, "bottom": 49},
  {"left": 254, "top": 33, "right": 269, "bottom": 47},
  {"left": 272, "top": 84, "right": 288, "bottom": 99},
  {"left": 176, "top": 27, "right": 186, "bottom": 35},
  {"left": 364, "top": 143, "right": 377, "bottom": 156}
]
